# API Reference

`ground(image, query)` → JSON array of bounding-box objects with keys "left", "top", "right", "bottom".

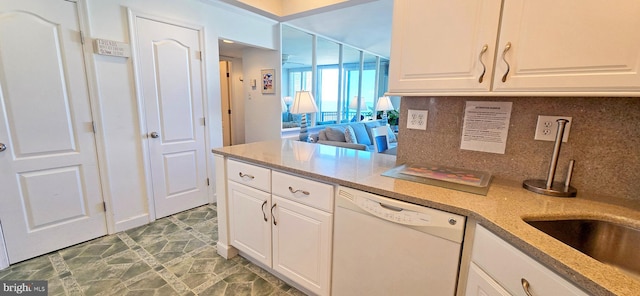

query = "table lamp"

[
  {"left": 290, "top": 91, "right": 318, "bottom": 141},
  {"left": 375, "top": 96, "right": 394, "bottom": 123}
]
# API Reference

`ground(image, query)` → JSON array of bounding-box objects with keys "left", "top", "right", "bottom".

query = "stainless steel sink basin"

[{"left": 524, "top": 218, "right": 640, "bottom": 277}]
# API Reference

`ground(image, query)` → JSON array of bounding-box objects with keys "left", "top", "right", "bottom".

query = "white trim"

[
  {"left": 0, "top": 222, "right": 9, "bottom": 270},
  {"left": 127, "top": 9, "right": 212, "bottom": 220},
  {"left": 75, "top": 0, "right": 116, "bottom": 234},
  {"left": 113, "top": 213, "right": 150, "bottom": 233}
]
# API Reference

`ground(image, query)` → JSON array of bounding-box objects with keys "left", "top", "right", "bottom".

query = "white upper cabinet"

[
  {"left": 389, "top": 0, "right": 640, "bottom": 95},
  {"left": 494, "top": 0, "right": 640, "bottom": 93},
  {"left": 388, "top": 0, "right": 502, "bottom": 93}
]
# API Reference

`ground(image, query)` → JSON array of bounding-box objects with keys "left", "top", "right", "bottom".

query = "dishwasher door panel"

[{"left": 332, "top": 205, "right": 463, "bottom": 295}]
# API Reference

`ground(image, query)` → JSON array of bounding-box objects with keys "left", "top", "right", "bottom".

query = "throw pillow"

[
  {"left": 318, "top": 130, "right": 328, "bottom": 141},
  {"left": 363, "top": 121, "right": 382, "bottom": 144},
  {"left": 325, "top": 127, "right": 346, "bottom": 142},
  {"left": 344, "top": 126, "right": 358, "bottom": 143},
  {"left": 387, "top": 126, "right": 397, "bottom": 143},
  {"left": 349, "top": 123, "right": 372, "bottom": 146}
]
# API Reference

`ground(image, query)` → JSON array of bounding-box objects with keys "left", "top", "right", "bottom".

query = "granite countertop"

[{"left": 212, "top": 139, "right": 640, "bottom": 296}]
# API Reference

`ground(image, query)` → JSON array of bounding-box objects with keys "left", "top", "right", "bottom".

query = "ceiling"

[{"left": 217, "top": 0, "right": 393, "bottom": 59}]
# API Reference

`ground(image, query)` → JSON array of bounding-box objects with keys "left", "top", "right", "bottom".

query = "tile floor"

[{"left": 0, "top": 204, "right": 305, "bottom": 296}]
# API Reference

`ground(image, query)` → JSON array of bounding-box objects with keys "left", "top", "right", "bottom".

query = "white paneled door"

[
  {"left": 0, "top": 0, "right": 107, "bottom": 263},
  {"left": 133, "top": 16, "right": 208, "bottom": 219}
]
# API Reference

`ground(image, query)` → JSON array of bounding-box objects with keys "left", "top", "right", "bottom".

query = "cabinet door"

[
  {"left": 272, "top": 196, "right": 332, "bottom": 296},
  {"left": 388, "top": 0, "right": 502, "bottom": 93},
  {"left": 465, "top": 263, "right": 511, "bottom": 296},
  {"left": 228, "top": 181, "right": 271, "bottom": 266},
  {"left": 494, "top": 0, "right": 640, "bottom": 92}
]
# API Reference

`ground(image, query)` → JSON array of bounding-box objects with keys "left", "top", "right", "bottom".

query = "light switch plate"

[
  {"left": 534, "top": 115, "right": 572, "bottom": 142},
  {"left": 407, "top": 109, "right": 428, "bottom": 130}
]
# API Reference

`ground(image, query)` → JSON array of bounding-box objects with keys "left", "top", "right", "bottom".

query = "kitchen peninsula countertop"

[{"left": 212, "top": 139, "right": 640, "bottom": 296}]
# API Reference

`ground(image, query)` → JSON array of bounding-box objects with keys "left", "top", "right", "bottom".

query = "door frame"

[
  {"left": 127, "top": 9, "right": 212, "bottom": 222},
  {"left": 76, "top": 0, "right": 115, "bottom": 233}
]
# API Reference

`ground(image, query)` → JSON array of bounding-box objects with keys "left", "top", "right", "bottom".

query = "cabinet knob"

[
  {"left": 271, "top": 203, "right": 278, "bottom": 225},
  {"left": 0, "top": 143, "right": 6, "bottom": 152},
  {"left": 478, "top": 44, "right": 488, "bottom": 83},
  {"left": 501, "top": 42, "right": 512, "bottom": 82},
  {"left": 288, "top": 186, "right": 310, "bottom": 196},
  {"left": 239, "top": 172, "right": 255, "bottom": 180},
  {"left": 521, "top": 278, "right": 534, "bottom": 296},
  {"left": 150, "top": 131, "right": 160, "bottom": 138},
  {"left": 261, "top": 200, "right": 268, "bottom": 222}
]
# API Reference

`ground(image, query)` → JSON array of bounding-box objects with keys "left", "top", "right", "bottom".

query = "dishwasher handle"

[{"left": 379, "top": 203, "right": 403, "bottom": 212}]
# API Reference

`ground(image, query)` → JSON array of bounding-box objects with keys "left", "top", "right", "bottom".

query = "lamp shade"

[
  {"left": 290, "top": 91, "right": 318, "bottom": 114},
  {"left": 349, "top": 96, "right": 368, "bottom": 110},
  {"left": 375, "top": 96, "right": 394, "bottom": 111}
]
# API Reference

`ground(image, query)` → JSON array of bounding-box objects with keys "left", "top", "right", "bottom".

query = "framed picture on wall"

[{"left": 261, "top": 69, "right": 275, "bottom": 94}]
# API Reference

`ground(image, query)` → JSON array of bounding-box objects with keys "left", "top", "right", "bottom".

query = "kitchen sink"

[{"left": 524, "top": 218, "right": 640, "bottom": 277}]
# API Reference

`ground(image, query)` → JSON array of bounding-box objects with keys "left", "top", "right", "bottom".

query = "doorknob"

[
  {"left": 0, "top": 143, "right": 6, "bottom": 152},
  {"left": 150, "top": 132, "right": 160, "bottom": 138}
]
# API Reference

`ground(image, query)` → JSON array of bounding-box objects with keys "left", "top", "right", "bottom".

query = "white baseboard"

[
  {"left": 216, "top": 242, "right": 238, "bottom": 259},
  {"left": 113, "top": 213, "right": 150, "bottom": 233}
]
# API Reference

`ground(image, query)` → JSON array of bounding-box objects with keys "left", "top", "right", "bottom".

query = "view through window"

[{"left": 281, "top": 25, "right": 393, "bottom": 130}]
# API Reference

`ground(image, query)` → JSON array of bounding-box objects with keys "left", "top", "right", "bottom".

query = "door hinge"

[
  {"left": 226, "top": 72, "right": 230, "bottom": 78},
  {"left": 206, "top": 178, "right": 210, "bottom": 186},
  {"left": 102, "top": 202, "right": 107, "bottom": 212},
  {"left": 202, "top": 117, "right": 206, "bottom": 126},
  {"left": 92, "top": 122, "right": 97, "bottom": 133},
  {"left": 195, "top": 51, "right": 202, "bottom": 60},
  {"left": 80, "top": 30, "right": 85, "bottom": 45},
  {"left": 228, "top": 109, "right": 231, "bottom": 115}
]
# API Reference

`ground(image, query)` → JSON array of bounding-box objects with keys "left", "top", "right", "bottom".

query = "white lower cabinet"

[
  {"left": 465, "top": 225, "right": 590, "bottom": 296},
  {"left": 465, "top": 263, "right": 511, "bottom": 296},
  {"left": 272, "top": 196, "right": 332, "bottom": 295},
  {"left": 228, "top": 181, "right": 272, "bottom": 266},
  {"left": 227, "top": 160, "right": 333, "bottom": 296}
]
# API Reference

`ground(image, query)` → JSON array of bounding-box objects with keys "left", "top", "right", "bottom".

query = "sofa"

[{"left": 309, "top": 119, "right": 397, "bottom": 152}]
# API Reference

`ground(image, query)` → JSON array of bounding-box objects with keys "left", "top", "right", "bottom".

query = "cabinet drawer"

[
  {"left": 472, "top": 226, "right": 588, "bottom": 296},
  {"left": 227, "top": 159, "right": 270, "bottom": 192},
  {"left": 272, "top": 171, "right": 334, "bottom": 213}
]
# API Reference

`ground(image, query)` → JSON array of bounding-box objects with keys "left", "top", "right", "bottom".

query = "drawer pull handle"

[
  {"left": 478, "top": 44, "right": 488, "bottom": 83},
  {"left": 239, "top": 172, "right": 255, "bottom": 179},
  {"left": 261, "top": 200, "right": 268, "bottom": 222},
  {"left": 521, "top": 278, "right": 534, "bottom": 296},
  {"left": 288, "top": 186, "right": 310, "bottom": 196},
  {"left": 501, "top": 42, "right": 512, "bottom": 82},
  {"left": 271, "top": 203, "right": 277, "bottom": 225}
]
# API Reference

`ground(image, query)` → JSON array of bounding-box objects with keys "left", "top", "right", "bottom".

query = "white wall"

[
  {"left": 83, "top": 0, "right": 278, "bottom": 231},
  {"left": 243, "top": 47, "right": 283, "bottom": 142}
]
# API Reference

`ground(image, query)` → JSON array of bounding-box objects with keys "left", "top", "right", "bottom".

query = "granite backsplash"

[{"left": 397, "top": 97, "right": 640, "bottom": 201}]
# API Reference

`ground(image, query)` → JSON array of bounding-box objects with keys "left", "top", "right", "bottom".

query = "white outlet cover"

[
  {"left": 407, "top": 109, "right": 428, "bottom": 130},
  {"left": 534, "top": 115, "right": 572, "bottom": 142}
]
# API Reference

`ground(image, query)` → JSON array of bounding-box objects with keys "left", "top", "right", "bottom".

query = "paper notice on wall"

[{"left": 460, "top": 101, "right": 512, "bottom": 154}]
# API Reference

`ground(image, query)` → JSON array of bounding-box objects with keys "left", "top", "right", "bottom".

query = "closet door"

[{"left": 0, "top": 0, "right": 107, "bottom": 263}]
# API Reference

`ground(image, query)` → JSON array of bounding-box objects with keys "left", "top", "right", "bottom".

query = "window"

[{"left": 281, "top": 25, "right": 392, "bottom": 130}]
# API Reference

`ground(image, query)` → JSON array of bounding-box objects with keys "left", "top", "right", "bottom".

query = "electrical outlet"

[
  {"left": 534, "top": 115, "right": 572, "bottom": 142},
  {"left": 407, "top": 109, "right": 428, "bottom": 130}
]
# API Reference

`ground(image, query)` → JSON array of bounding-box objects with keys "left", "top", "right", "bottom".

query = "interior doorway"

[{"left": 219, "top": 60, "right": 233, "bottom": 146}]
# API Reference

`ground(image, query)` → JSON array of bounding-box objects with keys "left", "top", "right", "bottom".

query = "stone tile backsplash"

[{"left": 397, "top": 97, "right": 640, "bottom": 201}]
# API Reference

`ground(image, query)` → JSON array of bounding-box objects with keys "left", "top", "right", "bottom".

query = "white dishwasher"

[{"left": 332, "top": 186, "right": 466, "bottom": 296}]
